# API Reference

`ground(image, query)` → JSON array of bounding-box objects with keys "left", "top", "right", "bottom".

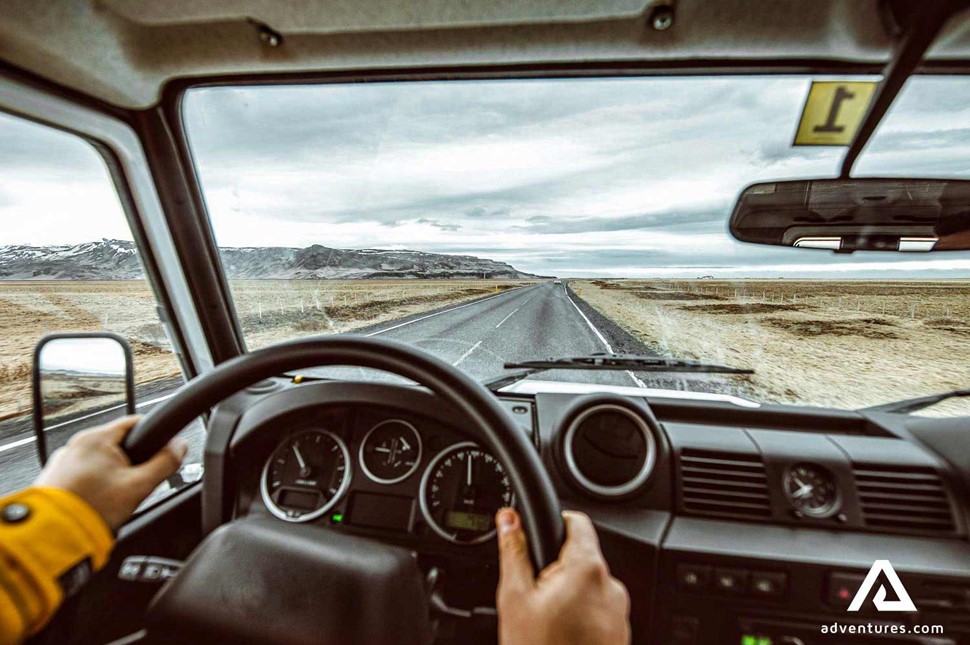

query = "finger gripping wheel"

[{"left": 124, "top": 335, "right": 564, "bottom": 570}]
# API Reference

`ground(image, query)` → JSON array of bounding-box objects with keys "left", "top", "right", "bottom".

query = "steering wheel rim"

[{"left": 124, "top": 335, "right": 565, "bottom": 570}]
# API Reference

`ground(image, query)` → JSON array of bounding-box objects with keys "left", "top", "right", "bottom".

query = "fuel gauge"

[{"left": 359, "top": 419, "right": 422, "bottom": 484}]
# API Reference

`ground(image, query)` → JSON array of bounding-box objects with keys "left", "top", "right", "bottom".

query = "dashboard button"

[
  {"left": 714, "top": 568, "right": 748, "bottom": 594},
  {"left": 750, "top": 571, "right": 788, "bottom": 599},
  {"left": 670, "top": 615, "right": 699, "bottom": 644},
  {"left": 828, "top": 572, "right": 866, "bottom": 608},
  {"left": 676, "top": 564, "right": 712, "bottom": 591}
]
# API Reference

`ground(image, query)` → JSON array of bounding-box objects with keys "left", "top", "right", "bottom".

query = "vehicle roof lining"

[{"left": 2, "top": 0, "right": 970, "bottom": 109}]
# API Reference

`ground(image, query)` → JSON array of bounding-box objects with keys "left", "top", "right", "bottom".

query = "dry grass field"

[
  {"left": 0, "top": 279, "right": 526, "bottom": 422},
  {"left": 1, "top": 278, "right": 965, "bottom": 421},
  {"left": 39, "top": 372, "right": 127, "bottom": 423},
  {"left": 573, "top": 279, "right": 970, "bottom": 411}
]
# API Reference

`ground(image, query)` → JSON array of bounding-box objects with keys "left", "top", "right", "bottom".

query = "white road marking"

[
  {"left": 495, "top": 308, "right": 520, "bottom": 329},
  {"left": 453, "top": 340, "right": 483, "bottom": 367},
  {"left": 626, "top": 371, "right": 648, "bottom": 388},
  {"left": 0, "top": 392, "right": 177, "bottom": 455},
  {"left": 564, "top": 290, "right": 614, "bottom": 353},
  {"left": 0, "top": 435, "right": 36, "bottom": 453},
  {"left": 564, "top": 289, "right": 645, "bottom": 389},
  {"left": 365, "top": 287, "right": 528, "bottom": 337}
]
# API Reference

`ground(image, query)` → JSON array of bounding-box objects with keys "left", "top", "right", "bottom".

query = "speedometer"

[
  {"left": 419, "top": 442, "right": 514, "bottom": 545},
  {"left": 260, "top": 430, "right": 351, "bottom": 522}
]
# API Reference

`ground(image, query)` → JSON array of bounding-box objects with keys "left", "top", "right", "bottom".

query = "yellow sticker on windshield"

[{"left": 793, "top": 81, "right": 877, "bottom": 146}]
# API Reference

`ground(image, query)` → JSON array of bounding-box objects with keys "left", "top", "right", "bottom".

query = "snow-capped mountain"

[{"left": 0, "top": 239, "right": 539, "bottom": 280}]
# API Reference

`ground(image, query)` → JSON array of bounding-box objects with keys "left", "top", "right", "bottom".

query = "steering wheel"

[{"left": 124, "top": 336, "right": 565, "bottom": 644}]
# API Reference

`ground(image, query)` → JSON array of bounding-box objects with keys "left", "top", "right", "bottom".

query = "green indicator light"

[
  {"left": 741, "top": 635, "right": 772, "bottom": 645},
  {"left": 331, "top": 513, "right": 344, "bottom": 523}
]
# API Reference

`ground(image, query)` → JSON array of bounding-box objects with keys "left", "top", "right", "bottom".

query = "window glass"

[
  {"left": 184, "top": 77, "right": 970, "bottom": 414},
  {"left": 0, "top": 112, "right": 201, "bottom": 499}
]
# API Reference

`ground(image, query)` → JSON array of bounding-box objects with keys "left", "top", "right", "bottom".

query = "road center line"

[
  {"left": 495, "top": 308, "right": 519, "bottom": 329},
  {"left": 365, "top": 286, "right": 529, "bottom": 337},
  {"left": 453, "top": 340, "right": 483, "bottom": 367},
  {"left": 564, "top": 288, "right": 645, "bottom": 389}
]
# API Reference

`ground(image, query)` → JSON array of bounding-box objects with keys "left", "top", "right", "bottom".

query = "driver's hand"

[
  {"left": 35, "top": 416, "right": 187, "bottom": 531},
  {"left": 495, "top": 508, "right": 631, "bottom": 645}
]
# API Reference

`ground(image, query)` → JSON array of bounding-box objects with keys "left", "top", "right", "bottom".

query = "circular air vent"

[{"left": 560, "top": 401, "right": 658, "bottom": 499}]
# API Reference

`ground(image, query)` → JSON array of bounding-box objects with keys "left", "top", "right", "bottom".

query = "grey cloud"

[
  {"left": 5, "top": 76, "right": 970, "bottom": 278},
  {"left": 512, "top": 209, "right": 727, "bottom": 234},
  {"left": 415, "top": 218, "right": 462, "bottom": 232}
]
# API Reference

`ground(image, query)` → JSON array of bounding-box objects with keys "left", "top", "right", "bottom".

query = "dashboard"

[{"left": 213, "top": 378, "right": 970, "bottom": 645}]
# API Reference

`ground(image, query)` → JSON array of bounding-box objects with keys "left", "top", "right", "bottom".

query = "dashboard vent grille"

[
  {"left": 853, "top": 464, "right": 956, "bottom": 535},
  {"left": 679, "top": 449, "right": 771, "bottom": 520}
]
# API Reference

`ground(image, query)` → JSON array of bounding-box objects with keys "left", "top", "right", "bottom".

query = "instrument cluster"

[{"left": 256, "top": 407, "right": 515, "bottom": 546}]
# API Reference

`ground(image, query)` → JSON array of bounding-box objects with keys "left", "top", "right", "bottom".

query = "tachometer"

[
  {"left": 419, "top": 442, "right": 514, "bottom": 545},
  {"left": 261, "top": 430, "right": 351, "bottom": 522}
]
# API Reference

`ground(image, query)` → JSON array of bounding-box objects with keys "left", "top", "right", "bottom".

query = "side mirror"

[{"left": 32, "top": 332, "right": 135, "bottom": 465}]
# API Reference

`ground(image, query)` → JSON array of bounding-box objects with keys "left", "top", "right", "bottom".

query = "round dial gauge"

[
  {"left": 359, "top": 419, "right": 423, "bottom": 484},
  {"left": 784, "top": 463, "right": 841, "bottom": 518},
  {"left": 261, "top": 430, "right": 351, "bottom": 522},
  {"left": 419, "top": 442, "right": 514, "bottom": 545}
]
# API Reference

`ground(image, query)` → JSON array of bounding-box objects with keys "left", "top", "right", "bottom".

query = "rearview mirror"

[
  {"left": 32, "top": 333, "right": 134, "bottom": 465},
  {"left": 729, "top": 178, "right": 970, "bottom": 253}
]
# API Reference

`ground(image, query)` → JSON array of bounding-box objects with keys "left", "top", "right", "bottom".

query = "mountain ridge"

[{"left": 0, "top": 239, "right": 541, "bottom": 280}]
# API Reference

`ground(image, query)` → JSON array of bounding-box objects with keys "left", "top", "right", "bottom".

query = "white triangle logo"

[{"left": 847, "top": 560, "right": 917, "bottom": 612}]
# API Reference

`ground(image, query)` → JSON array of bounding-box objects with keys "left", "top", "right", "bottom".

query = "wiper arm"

[
  {"left": 485, "top": 354, "right": 753, "bottom": 392},
  {"left": 862, "top": 388, "right": 970, "bottom": 415}
]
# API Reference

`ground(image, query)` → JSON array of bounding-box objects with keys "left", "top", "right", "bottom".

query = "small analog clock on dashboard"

[{"left": 783, "top": 462, "right": 841, "bottom": 519}]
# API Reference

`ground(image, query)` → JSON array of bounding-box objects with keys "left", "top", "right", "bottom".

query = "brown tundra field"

[
  {"left": 572, "top": 279, "right": 970, "bottom": 413},
  {"left": 0, "top": 279, "right": 526, "bottom": 423},
  {"left": 0, "top": 278, "right": 967, "bottom": 423}
]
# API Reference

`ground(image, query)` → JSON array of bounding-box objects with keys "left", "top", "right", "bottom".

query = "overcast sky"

[{"left": 2, "top": 75, "right": 970, "bottom": 277}]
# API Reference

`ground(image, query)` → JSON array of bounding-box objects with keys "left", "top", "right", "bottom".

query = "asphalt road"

[
  {"left": 356, "top": 280, "right": 648, "bottom": 387},
  {"left": 0, "top": 281, "right": 654, "bottom": 496}
]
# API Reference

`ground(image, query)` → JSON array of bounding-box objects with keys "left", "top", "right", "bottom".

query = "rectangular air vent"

[
  {"left": 853, "top": 464, "right": 956, "bottom": 536},
  {"left": 679, "top": 449, "right": 771, "bottom": 520}
]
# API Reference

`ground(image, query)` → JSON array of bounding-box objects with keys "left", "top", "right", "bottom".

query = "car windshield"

[{"left": 183, "top": 76, "right": 970, "bottom": 413}]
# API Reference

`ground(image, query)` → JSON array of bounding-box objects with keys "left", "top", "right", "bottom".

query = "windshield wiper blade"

[
  {"left": 862, "top": 388, "right": 970, "bottom": 415},
  {"left": 503, "top": 354, "right": 754, "bottom": 374},
  {"left": 485, "top": 354, "right": 753, "bottom": 392}
]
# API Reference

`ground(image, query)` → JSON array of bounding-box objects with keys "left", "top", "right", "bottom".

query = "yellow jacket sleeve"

[{"left": 0, "top": 487, "right": 114, "bottom": 645}]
